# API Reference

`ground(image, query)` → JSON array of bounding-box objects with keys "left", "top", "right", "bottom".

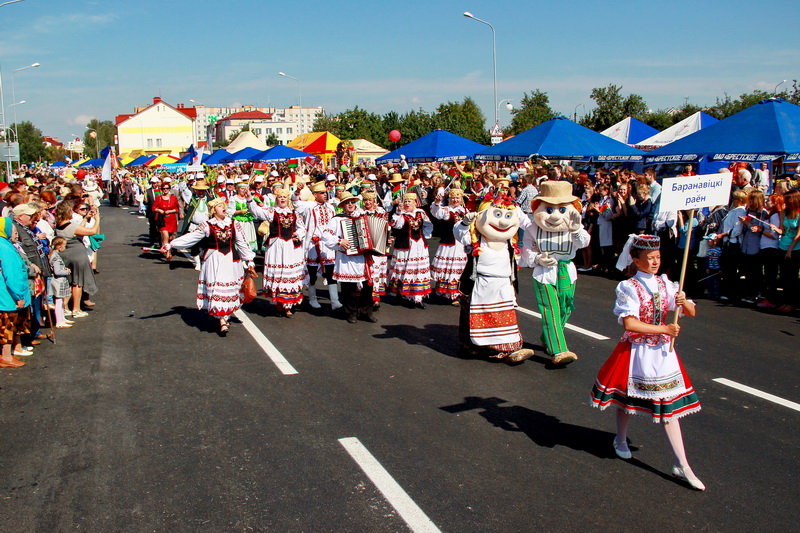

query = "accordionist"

[{"left": 322, "top": 192, "right": 378, "bottom": 324}]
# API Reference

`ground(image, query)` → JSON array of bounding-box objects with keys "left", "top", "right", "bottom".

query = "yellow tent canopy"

[{"left": 146, "top": 154, "right": 179, "bottom": 167}]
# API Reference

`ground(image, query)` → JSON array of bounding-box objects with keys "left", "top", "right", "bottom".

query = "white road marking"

[
  {"left": 713, "top": 378, "right": 800, "bottom": 412},
  {"left": 339, "top": 437, "right": 441, "bottom": 533},
  {"left": 515, "top": 306, "right": 611, "bottom": 341},
  {"left": 233, "top": 310, "right": 298, "bottom": 375}
]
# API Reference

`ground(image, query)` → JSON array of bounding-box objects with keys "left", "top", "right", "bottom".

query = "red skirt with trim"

[{"left": 590, "top": 341, "right": 701, "bottom": 422}]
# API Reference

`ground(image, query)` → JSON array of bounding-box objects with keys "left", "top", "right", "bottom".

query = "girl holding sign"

[{"left": 590, "top": 234, "right": 705, "bottom": 491}]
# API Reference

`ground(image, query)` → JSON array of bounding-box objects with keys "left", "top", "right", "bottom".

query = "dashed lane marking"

[
  {"left": 233, "top": 310, "right": 298, "bottom": 375},
  {"left": 516, "top": 306, "right": 611, "bottom": 341},
  {"left": 713, "top": 378, "right": 800, "bottom": 412},
  {"left": 339, "top": 437, "right": 441, "bottom": 533}
]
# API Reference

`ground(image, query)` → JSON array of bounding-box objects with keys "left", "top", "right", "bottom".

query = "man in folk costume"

[
  {"left": 322, "top": 192, "right": 378, "bottom": 324},
  {"left": 520, "top": 181, "right": 590, "bottom": 365},
  {"left": 293, "top": 180, "right": 341, "bottom": 310},
  {"left": 455, "top": 193, "right": 534, "bottom": 362},
  {"left": 430, "top": 188, "right": 469, "bottom": 304}
]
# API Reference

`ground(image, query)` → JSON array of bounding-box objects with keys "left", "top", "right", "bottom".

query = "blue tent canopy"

[
  {"left": 203, "top": 149, "right": 231, "bottom": 165},
  {"left": 51, "top": 161, "right": 67, "bottom": 167},
  {"left": 220, "top": 147, "right": 263, "bottom": 163},
  {"left": 80, "top": 158, "right": 105, "bottom": 168},
  {"left": 174, "top": 152, "right": 193, "bottom": 164},
  {"left": 376, "top": 129, "right": 487, "bottom": 164},
  {"left": 476, "top": 116, "right": 645, "bottom": 163},
  {"left": 124, "top": 155, "right": 154, "bottom": 167},
  {"left": 645, "top": 98, "right": 800, "bottom": 164},
  {"left": 252, "top": 144, "right": 314, "bottom": 163}
]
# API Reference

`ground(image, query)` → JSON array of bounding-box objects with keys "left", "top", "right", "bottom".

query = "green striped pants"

[{"left": 532, "top": 261, "right": 576, "bottom": 356}]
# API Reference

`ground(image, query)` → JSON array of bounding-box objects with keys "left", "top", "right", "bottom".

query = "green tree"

[
  {"left": 45, "top": 144, "right": 69, "bottom": 164},
  {"left": 642, "top": 110, "right": 674, "bottom": 131},
  {"left": 507, "top": 90, "right": 557, "bottom": 136},
  {"left": 433, "top": 96, "right": 490, "bottom": 144},
  {"left": 83, "top": 118, "right": 115, "bottom": 157},
  {"left": 336, "top": 106, "right": 384, "bottom": 143},
  {"left": 395, "top": 109, "right": 435, "bottom": 146},
  {"left": 16, "top": 121, "right": 46, "bottom": 166},
  {"left": 707, "top": 90, "right": 773, "bottom": 120},
  {"left": 312, "top": 113, "right": 341, "bottom": 134},
  {"left": 581, "top": 84, "right": 649, "bottom": 131},
  {"left": 264, "top": 133, "right": 279, "bottom": 146}
]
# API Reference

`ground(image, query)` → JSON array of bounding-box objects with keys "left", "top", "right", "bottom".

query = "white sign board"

[{"left": 659, "top": 172, "right": 733, "bottom": 213}]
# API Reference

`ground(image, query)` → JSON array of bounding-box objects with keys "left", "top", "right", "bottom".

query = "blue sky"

[{"left": 2, "top": 0, "right": 798, "bottom": 144}]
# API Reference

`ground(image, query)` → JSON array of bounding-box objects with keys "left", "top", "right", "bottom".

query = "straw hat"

[
  {"left": 310, "top": 181, "right": 327, "bottom": 194},
  {"left": 337, "top": 191, "right": 358, "bottom": 206},
  {"left": 191, "top": 179, "right": 210, "bottom": 190},
  {"left": 536, "top": 181, "right": 578, "bottom": 204},
  {"left": 388, "top": 173, "right": 404, "bottom": 184}
]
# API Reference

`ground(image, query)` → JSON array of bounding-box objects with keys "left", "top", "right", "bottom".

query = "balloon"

[
  {"left": 76, "top": 169, "right": 86, "bottom": 180},
  {"left": 347, "top": 145, "right": 355, "bottom": 151},
  {"left": 89, "top": 131, "right": 97, "bottom": 139},
  {"left": 389, "top": 130, "right": 401, "bottom": 142}
]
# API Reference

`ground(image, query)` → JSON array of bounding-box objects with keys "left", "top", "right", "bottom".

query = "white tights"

[{"left": 615, "top": 408, "right": 690, "bottom": 469}]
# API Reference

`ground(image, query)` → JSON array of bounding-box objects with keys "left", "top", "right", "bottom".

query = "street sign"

[
  {"left": 0, "top": 142, "right": 20, "bottom": 162},
  {"left": 490, "top": 122, "right": 503, "bottom": 145}
]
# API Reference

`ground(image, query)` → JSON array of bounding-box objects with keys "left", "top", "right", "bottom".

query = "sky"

[{"left": 1, "top": 0, "right": 798, "bottom": 144}]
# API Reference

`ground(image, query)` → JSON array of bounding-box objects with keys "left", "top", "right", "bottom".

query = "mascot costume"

[
  {"left": 521, "top": 181, "right": 590, "bottom": 365},
  {"left": 455, "top": 193, "right": 534, "bottom": 363}
]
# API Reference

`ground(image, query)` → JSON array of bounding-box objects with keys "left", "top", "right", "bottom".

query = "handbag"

[
  {"left": 241, "top": 272, "right": 258, "bottom": 304},
  {"left": 257, "top": 220, "right": 270, "bottom": 236}
]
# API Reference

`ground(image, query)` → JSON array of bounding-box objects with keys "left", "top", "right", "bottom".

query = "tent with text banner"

[
  {"left": 601, "top": 117, "right": 659, "bottom": 146},
  {"left": 203, "top": 149, "right": 231, "bottom": 166},
  {"left": 634, "top": 111, "right": 718, "bottom": 151},
  {"left": 475, "top": 116, "right": 644, "bottom": 162},
  {"left": 644, "top": 99, "right": 800, "bottom": 164},
  {"left": 376, "top": 129, "right": 487, "bottom": 164},
  {"left": 220, "top": 147, "right": 264, "bottom": 163}
]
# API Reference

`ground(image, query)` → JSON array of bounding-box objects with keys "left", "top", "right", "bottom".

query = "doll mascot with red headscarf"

[{"left": 455, "top": 193, "right": 534, "bottom": 362}]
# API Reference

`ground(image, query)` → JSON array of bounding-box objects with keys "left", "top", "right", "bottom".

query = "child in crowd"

[
  {"left": 48, "top": 237, "right": 74, "bottom": 329},
  {"left": 591, "top": 234, "right": 704, "bottom": 491},
  {"left": 704, "top": 234, "right": 722, "bottom": 299}
]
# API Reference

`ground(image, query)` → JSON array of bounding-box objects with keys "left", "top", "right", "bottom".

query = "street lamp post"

[
  {"left": 774, "top": 79, "right": 787, "bottom": 94},
  {"left": 11, "top": 62, "right": 39, "bottom": 140},
  {"left": 0, "top": 0, "right": 27, "bottom": 181},
  {"left": 278, "top": 72, "right": 303, "bottom": 135},
  {"left": 573, "top": 103, "right": 585, "bottom": 122},
  {"left": 464, "top": 12, "right": 498, "bottom": 128}
]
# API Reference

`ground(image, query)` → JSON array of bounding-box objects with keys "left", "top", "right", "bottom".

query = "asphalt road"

[{"left": 1, "top": 205, "right": 798, "bottom": 532}]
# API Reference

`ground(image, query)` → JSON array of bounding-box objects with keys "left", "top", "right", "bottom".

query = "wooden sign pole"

[{"left": 669, "top": 208, "right": 695, "bottom": 352}]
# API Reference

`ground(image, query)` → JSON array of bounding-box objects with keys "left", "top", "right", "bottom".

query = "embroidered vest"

[
  {"left": 268, "top": 211, "right": 296, "bottom": 241},
  {"left": 393, "top": 212, "right": 426, "bottom": 250},
  {"left": 621, "top": 276, "right": 669, "bottom": 346},
  {"left": 204, "top": 221, "right": 240, "bottom": 261}
]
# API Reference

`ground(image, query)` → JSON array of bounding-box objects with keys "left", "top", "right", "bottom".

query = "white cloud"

[
  {"left": 71, "top": 114, "right": 95, "bottom": 126},
  {"left": 32, "top": 13, "right": 119, "bottom": 34}
]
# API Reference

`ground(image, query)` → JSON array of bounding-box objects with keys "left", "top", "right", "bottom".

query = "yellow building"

[{"left": 116, "top": 97, "right": 196, "bottom": 156}]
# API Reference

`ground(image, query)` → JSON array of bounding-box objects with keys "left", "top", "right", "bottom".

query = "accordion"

[{"left": 339, "top": 215, "right": 390, "bottom": 256}]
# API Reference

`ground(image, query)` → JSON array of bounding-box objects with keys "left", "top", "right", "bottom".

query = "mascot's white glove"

[
  {"left": 568, "top": 209, "right": 583, "bottom": 234},
  {"left": 461, "top": 212, "right": 478, "bottom": 225},
  {"left": 536, "top": 252, "right": 558, "bottom": 267}
]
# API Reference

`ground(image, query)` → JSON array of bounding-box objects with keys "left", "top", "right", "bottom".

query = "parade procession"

[{"left": 1, "top": 1, "right": 799, "bottom": 531}]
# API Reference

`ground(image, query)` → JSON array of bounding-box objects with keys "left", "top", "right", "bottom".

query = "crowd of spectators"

[{"left": 0, "top": 173, "right": 102, "bottom": 368}]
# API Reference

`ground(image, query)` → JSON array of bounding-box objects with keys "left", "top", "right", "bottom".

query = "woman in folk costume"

[
  {"left": 361, "top": 190, "right": 390, "bottom": 309},
  {"left": 246, "top": 188, "right": 306, "bottom": 318},
  {"left": 590, "top": 234, "right": 705, "bottom": 491},
  {"left": 163, "top": 198, "right": 256, "bottom": 335},
  {"left": 454, "top": 194, "right": 534, "bottom": 362},
  {"left": 430, "top": 188, "right": 468, "bottom": 305},
  {"left": 228, "top": 182, "right": 258, "bottom": 252},
  {"left": 388, "top": 193, "right": 433, "bottom": 308},
  {"left": 520, "top": 180, "right": 590, "bottom": 365}
]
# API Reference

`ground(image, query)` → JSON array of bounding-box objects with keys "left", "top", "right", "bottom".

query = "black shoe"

[
  {"left": 346, "top": 313, "right": 358, "bottom": 324},
  {"left": 362, "top": 313, "right": 378, "bottom": 323},
  {"left": 373, "top": 303, "right": 381, "bottom": 312},
  {"left": 415, "top": 301, "right": 427, "bottom": 309}
]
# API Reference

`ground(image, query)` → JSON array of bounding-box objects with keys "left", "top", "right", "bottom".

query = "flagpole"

[{"left": 669, "top": 208, "right": 695, "bottom": 352}]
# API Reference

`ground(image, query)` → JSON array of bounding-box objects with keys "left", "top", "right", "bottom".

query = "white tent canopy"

[
  {"left": 226, "top": 130, "right": 268, "bottom": 152},
  {"left": 634, "top": 111, "right": 719, "bottom": 151}
]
